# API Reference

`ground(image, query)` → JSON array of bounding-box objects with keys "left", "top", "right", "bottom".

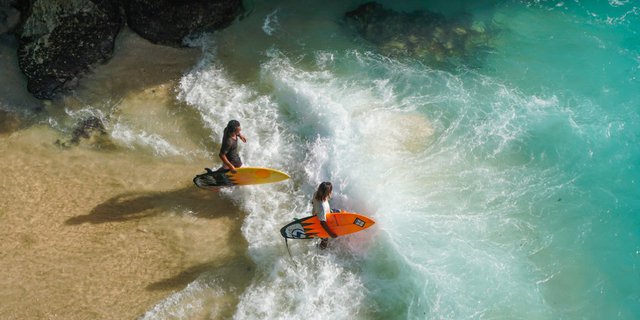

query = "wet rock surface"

[
  {"left": 16, "top": 0, "right": 122, "bottom": 100},
  {"left": 55, "top": 116, "right": 112, "bottom": 148},
  {"left": 8, "top": 0, "right": 243, "bottom": 101},
  {"left": 345, "top": 2, "right": 491, "bottom": 67},
  {"left": 124, "top": 0, "right": 243, "bottom": 47}
]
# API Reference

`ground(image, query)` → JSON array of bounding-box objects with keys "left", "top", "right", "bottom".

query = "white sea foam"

[
  {"left": 139, "top": 276, "right": 226, "bottom": 319},
  {"left": 60, "top": 104, "right": 190, "bottom": 157},
  {"left": 609, "top": 0, "right": 629, "bottom": 7},
  {"left": 141, "top": 1, "right": 640, "bottom": 318},
  {"left": 172, "top": 43, "right": 558, "bottom": 317},
  {"left": 262, "top": 9, "right": 280, "bottom": 36},
  {"left": 263, "top": 49, "right": 568, "bottom": 318},
  {"left": 110, "top": 122, "right": 185, "bottom": 157}
]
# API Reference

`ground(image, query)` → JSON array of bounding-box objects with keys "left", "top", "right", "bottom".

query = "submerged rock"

[
  {"left": 16, "top": 0, "right": 122, "bottom": 99},
  {"left": 345, "top": 2, "right": 491, "bottom": 66},
  {"left": 55, "top": 116, "right": 112, "bottom": 148},
  {"left": 123, "top": 0, "right": 244, "bottom": 47}
]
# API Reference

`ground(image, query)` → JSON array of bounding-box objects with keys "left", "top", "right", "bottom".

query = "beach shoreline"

[
  {"left": 0, "top": 25, "right": 256, "bottom": 317},
  {"left": 0, "top": 125, "right": 255, "bottom": 319}
]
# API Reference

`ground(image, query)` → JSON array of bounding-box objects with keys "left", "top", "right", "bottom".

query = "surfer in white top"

[{"left": 312, "top": 181, "right": 338, "bottom": 249}]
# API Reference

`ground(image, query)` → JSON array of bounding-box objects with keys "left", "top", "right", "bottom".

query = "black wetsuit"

[{"left": 220, "top": 136, "right": 242, "bottom": 167}]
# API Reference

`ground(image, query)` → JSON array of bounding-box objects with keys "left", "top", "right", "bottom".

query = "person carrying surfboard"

[
  {"left": 312, "top": 181, "right": 338, "bottom": 249},
  {"left": 218, "top": 120, "right": 246, "bottom": 173}
]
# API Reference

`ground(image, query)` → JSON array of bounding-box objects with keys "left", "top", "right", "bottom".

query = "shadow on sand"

[
  {"left": 65, "top": 186, "right": 236, "bottom": 225},
  {"left": 141, "top": 255, "right": 256, "bottom": 319},
  {"left": 68, "top": 185, "right": 257, "bottom": 318},
  {"left": 145, "top": 255, "right": 255, "bottom": 292}
]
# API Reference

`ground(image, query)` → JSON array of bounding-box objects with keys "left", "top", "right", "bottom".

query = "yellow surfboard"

[{"left": 193, "top": 167, "right": 290, "bottom": 189}]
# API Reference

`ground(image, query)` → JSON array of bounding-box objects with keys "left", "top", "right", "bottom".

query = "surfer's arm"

[
  {"left": 238, "top": 133, "right": 246, "bottom": 143},
  {"left": 320, "top": 220, "right": 337, "bottom": 238},
  {"left": 219, "top": 153, "right": 237, "bottom": 173}
]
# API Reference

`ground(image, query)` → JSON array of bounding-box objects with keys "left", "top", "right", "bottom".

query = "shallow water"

[{"left": 2, "top": 0, "right": 639, "bottom": 319}]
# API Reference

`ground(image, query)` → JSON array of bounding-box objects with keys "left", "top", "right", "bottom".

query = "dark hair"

[
  {"left": 223, "top": 120, "right": 240, "bottom": 139},
  {"left": 314, "top": 182, "right": 333, "bottom": 201}
]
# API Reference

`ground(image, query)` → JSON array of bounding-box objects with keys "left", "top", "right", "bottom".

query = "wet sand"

[
  {"left": 0, "top": 126, "right": 255, "bottom": 319},
  {"left": 0, "top": 27, "right": 255, "bottom": 319}
]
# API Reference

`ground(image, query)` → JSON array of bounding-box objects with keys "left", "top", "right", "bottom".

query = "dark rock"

[
  {"left": 124, "top": 0, "right": 244, "bottom": 47},
  {"left": 345, "top": 2, "right": 491, "bottom": 66},
  {"left": 55, "top": 115, "right": 112, "bottom": 148},
  {"left": 16, "top": 0, "right": 123, "bottom": 99},
  {"left": 12, "top": 0, "right": 243, "bottom": 101},
  {"left": 70, "top": 116, "right": 106, "bottom": 144}
]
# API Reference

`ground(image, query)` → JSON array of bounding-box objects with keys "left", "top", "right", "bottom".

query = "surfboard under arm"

[
  {"left": 194, "top": 167, "right": 290, "bottom": 189},
  {"left": 280, "top": 212, "right": 375, "bottom": 239}
]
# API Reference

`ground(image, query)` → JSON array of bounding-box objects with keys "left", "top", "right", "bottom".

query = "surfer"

[
  {"left": 218, "top": 120, "right": 246, "bottom": 173},
  {"left": 312, "top": 181, "right": 338, "bottom": 249}
]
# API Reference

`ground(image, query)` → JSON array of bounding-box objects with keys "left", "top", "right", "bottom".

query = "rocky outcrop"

[
  {"left": 124, "top": 0, "right": 244, "bottom": 47},
  {"left": 54, "top": 116, "right": 111, "bottom": 148},
  {"left": 10, "top": 0, "right": 244, "bottom": 100},
  {"left": 16, "top": 0, "right": 122, "bottom": 99},
  {"left": 345, "top": 2, "right": 490, "bottom": 66}
]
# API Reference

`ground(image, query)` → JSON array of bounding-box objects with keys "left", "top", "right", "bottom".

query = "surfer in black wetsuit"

[{"left": 218, "top": 120, "right": 246, "bottom": 173}]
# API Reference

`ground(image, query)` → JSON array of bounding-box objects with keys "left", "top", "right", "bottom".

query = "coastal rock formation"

[
  {"left": 55, "top": 116, "right": 111, "bottom": 148},
  {"left": 16, "top": 0, "right": 122, "bottom": 99},
  {"left": 124, "top": 0, "right": 243, "bottom": 47},
  {"left": 345, "top": 2, "right": 490, "bottom": 66},
  {"left": 10, "top": 0, "right": 243, "bottom": 100}
]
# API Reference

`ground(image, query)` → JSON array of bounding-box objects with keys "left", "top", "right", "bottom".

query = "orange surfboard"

[{"left": 280, "top": 211, "right": 375, "bottom": 239}]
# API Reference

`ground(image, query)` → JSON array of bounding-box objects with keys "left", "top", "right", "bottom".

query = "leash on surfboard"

[{"left": 283, "top": 238, "right": 298, "bottom": 269}]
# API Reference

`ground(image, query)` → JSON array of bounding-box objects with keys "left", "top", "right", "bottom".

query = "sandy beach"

[
  {"left": 0, "top": 125, "right": 255, "bottom": 319},
  {"left": 0, "top": 26, "right": 257, "bottom": 319}
]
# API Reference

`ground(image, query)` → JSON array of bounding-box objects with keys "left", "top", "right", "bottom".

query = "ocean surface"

[{"left": 2, "top": 0, "right": 639, "bottom": 319}]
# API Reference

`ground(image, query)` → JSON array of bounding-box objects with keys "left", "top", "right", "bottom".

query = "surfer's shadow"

[
  {"left": 65, "top": 187, "right": 238, "bottom": 225},
  {"left": 145, "top": 255, "right": 255, "bottom": 292}
]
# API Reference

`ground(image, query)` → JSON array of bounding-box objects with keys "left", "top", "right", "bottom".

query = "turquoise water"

[
  {"left": 150, "top": 0, "right": 640, "bottom": 318},
  {"left": 4, "top": 0, "right": 638, "bottom": 318},
  {"left": 232, "top": 1, "right": 638, "bottom": 318}
]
